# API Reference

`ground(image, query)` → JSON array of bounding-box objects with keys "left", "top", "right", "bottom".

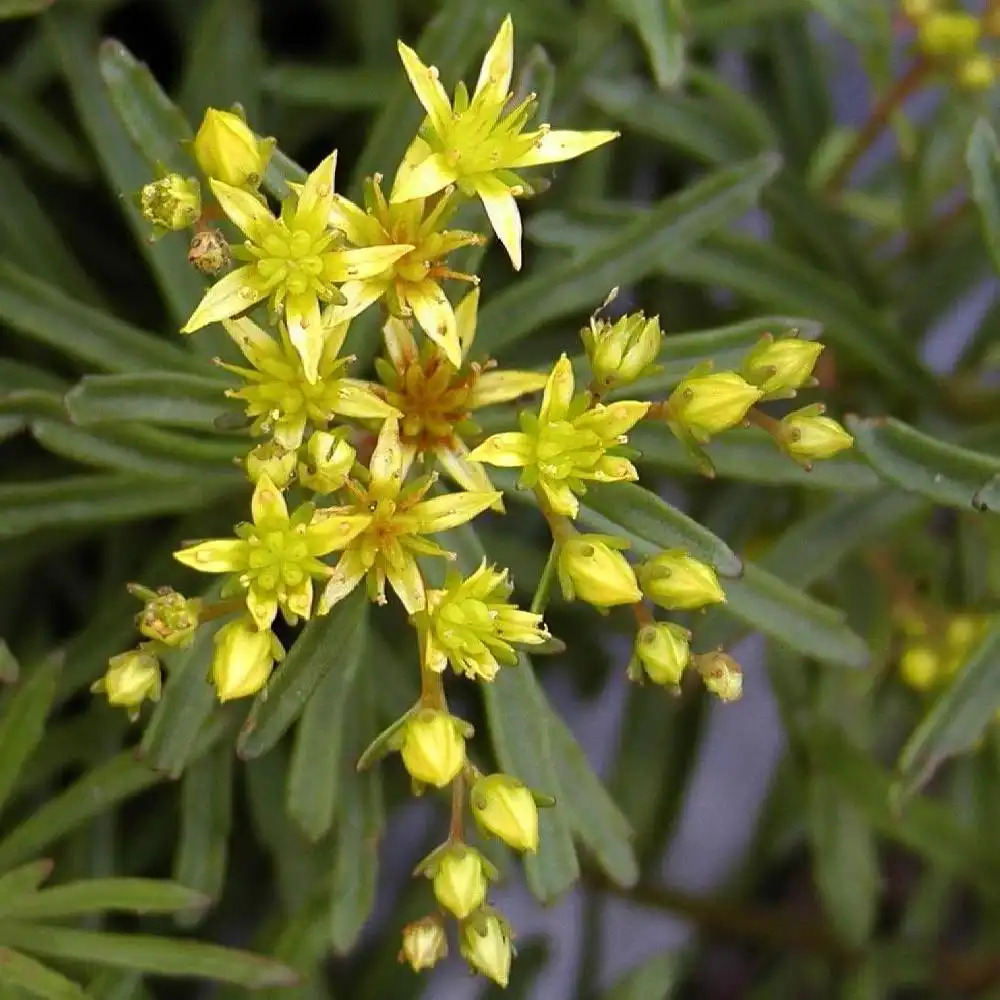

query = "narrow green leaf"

[
  {"left": 0, "top": 923, "right": 299, "bottom": 989},
  {"left": 0, "top": 879, "right": 208, "bottom": 920},
  {"left": 65, "top": 373, "right": 232, "bottom": 430},
  {"left": 0, "top": 261, "right": 201, "bottom": 375},
  {"left": 0, "top": 947, "right": 85, "bottom": 1000},
  {"left": 0, "top": 81, "right": 91, "bottom": 180},
  {"left": 0, "top": 753, "right": 162, "bottom": 873},
  {"left": 0, "top": 658, "right": 59, "bottom": 820},
  {"left": 173, "top": 743, "right": 233, "bottom": 917},
  {"left": 967, "top": 118, "right": 1000, "bottom": 275},
  {"left": 0, "top": 861, "right": 53, "bottom": 900},
  {"left": 609, "top": 0, "right": 686, "bottom": 88},
  {"left": 897, "top": 619, "right": 1000, "bottom": 797},
  {"left": 847, "top": 416, "right": 1000, "bottom": 512},
  {"left": 237, "top": 588, "right": 368, "bottom": 759},
  {"left": 287, "top": 606, "right": 368, "bottom": 841},
  {"left": 262, "top": 65, "right": 395, "bottom": 109},
  {"left": 0, "top": 642, "right": 17, "bottom": 685},
  {"left": 477, "top": 154, "right": 780, "bottom": 356},
  {"left": 599, "top": 953, "right": 684, "bottom": 1000}
]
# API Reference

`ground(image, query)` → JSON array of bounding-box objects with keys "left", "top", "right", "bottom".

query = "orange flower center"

[{"left": 383, "top": 354, "right": 477, "bottom": 452}]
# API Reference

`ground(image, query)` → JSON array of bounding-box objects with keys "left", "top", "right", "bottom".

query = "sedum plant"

[{"left": 4, "top": 0, "right": 1000, "bottom": 997}]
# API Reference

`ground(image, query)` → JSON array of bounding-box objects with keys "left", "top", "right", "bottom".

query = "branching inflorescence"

[{"left": 94, "top": 15, "right": 854, "bottom": 987}]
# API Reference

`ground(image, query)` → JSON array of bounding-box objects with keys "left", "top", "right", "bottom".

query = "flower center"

[
  {"left": 532, "top": 422, "right": 603, "bottom": 480},
  {"left": 244, "top": 526, "right": 310, "bottom": 592},
  {"left": 385, "top": 357, "right": 475, "bottom": 451},
  {"left": 252, "top": 225, "right": 335, "bottom": 298}
]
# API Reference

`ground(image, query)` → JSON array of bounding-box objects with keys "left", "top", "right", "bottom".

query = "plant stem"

[
  {"left": 197, "top": 598, "right": 245, "bottom": 622},
  {"left": 449, "top": 770, "right": 466, "bottom": 841},
  {"left": 530, "top": 541, "right": 560, "bottom": 616}
]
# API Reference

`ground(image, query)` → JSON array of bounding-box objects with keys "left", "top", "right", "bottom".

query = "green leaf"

[
  {"left": 237, "top": 589, "right": 368, "bottom": 760},
  {"left": 897, "top": 619, "right": 1000, "bottom": 798},
  {"left": 0, "top": 879, "right": 208, "bottom": 920},
  {"left": 967, "top": 119, "right": 1000, "bottom": 275},
  {"left": 477, "top": 154, "right": 780, "bottom": 357},
  {"left": 287, "top": 604, "right": 368, "bottom": 841},
  {"left": 0, "top": 642, "right": 17, "bottom": 685},
  {"left": 262, "top": 65, "right": 396, "bottom": 109},
  {"left": 0, "top": 0, "right": 54, "bottom": 18},
  {"left": 0, "top": 862, "right": 54, "bottom": 900},
  {"left": 0, "top": 753, "right": 162, "bottom": 873},
  {"left": 0, "top": 948, "right": 86, "bottom": 1000},
  {"left": 0, "top": 924, "right": 299, "bottom": 989},
  {"left": 599, "top": 953, "right": 684, "bottom": 1000},
  {"left": 846, "top": 416, "right": 1000, "bottom": 512},
  {"left": 609, "top": 0, "right": 686, "bottom": 89},
  {"left": 0, "top": 81, "right": 92, "bottom": 180},
  {"left": 0, "top": 657, "right": 59, "bottom": 820},
  {"left": 65, "top": 373, "right": 232, "bottom": 430},
  {"left": 0, "top": 261, "right": 201, "bottom": 375}
]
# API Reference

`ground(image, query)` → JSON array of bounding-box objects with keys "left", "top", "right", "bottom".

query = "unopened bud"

[
  {"left": 667, "top": 372, "right": 762, "bottom": 442},
  {"left": 631, "top": 622, "right": 691, "bottom": 687},
  {"left": 957, "top": 53, "right": 996, "bottom": 91},
  {"left": 188, "top": 228, "right": 231, "bottom": 275},
  {"left": 583, "top": 311, "right": 662, "bottom": 390},
  {"left": 246, "top": 441, "right": 296, "bottom": 489},
  {"left": 460, "top": 909, "right": 513, "bottom": 988},
  {"left": 902, "top": 0, "right": 936, "bottom": 20},
  {"left": 399, "top": 709, "right": 468, "bottom": 788},
  {"left": 298, "top": 432, "right": 356, "bottom": 494},
  {"left": 192, "top": 108, "right": 274, "bottom": 189},
  {"left": 470, "top": 773, "right": 539, "bottom": 852},
  {"left": 90, "top": 648, "right": 161, "bottom": 720},
  {"left": 638, "top": 550, "right": 725, "bottom": 611},
  {"left": 740, "top": 334, "right": 823, "bottom": 398},
  {"left": 430, "top": 845, "right": 492, "bottom": 919},
  {"left": 917, "top": 11, "right": 981, "bottom": 58},
  {"left": 557, "top": 534, "right": 641, "bottom": 608},
  {"left": 399, "top": 916, "right": 448, "bottom": 972},
  {"left": 778, "top": 406, "right": 853, "bottom": 465},
  {"left": 139, "top": 173, "right": 201, "bottom": 234},
  {"left": 899, "top": 643, "right": 940, "bottom": 690},
  {"left": 211, "top": 617, "right": 283, "bottom": 702},
  {"left": 130, "top": 584, "right": 201, "bottom": 648},
  {"left": 693, "top": 651, "right": 743, "bottom": 702}
]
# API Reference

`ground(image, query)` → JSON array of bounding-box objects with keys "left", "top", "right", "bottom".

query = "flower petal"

[
  {"left": 383, "top": 315, "right": 418, "bottom": 369},
  {"left": 307, "top": 511, "right": 372, "bottom": 555},
  {"left": 283, "top": 577, "right": 314, "bottom": 621},
  {"left": 574, "top": 400, "right": 651, "bottom": 441},
  {"left": 468, "top": 370, "right": 548, "bottom": 408},
  {"left": 407, "top": 280, "right": 461, "bottom": 367},
  {"left": 539, "top": 354, "right": 575, "bottom": 423},
  {"left": 322, "top": 278, "right": 390, "bottom": 327},
  {"left": 246, "top": 588, "right": 279, "bottom": 631},
  {"left": 318, "top": 548, "right": 369, "bottom": 613},
  {"left": 174, "top": 539, "right": 247, "bottom": 573},
  {"left": 333, "top": 378, "right": 402, "bottom": 421},
  {"left": 396, "top": 41, "right": 452, "bottom": 135},
  {"left": 454, "top": 286, "right": 480, "bottom": 359},
  {"left": 511, "top": 129, "right": 620, "bottom": 168},
  {"left": 385, "top": 546, "right": 426, "bottom": 614},
  {"left": 473, "top": 174, "right": 522, "bottom": 270},
  {"left": 370, "top": 415, "right": 405, "bottom": 487},
  {"left": 323, "top": 245, "right": 413, "bottom": 282},
  {"left": 391, "top": 152, "right": 457, "bottom": 203},
  {"left": 295, "top": 151, "right": 337, "bottom": 234},
  {"left": 320, "top": 318, "right": 351, "bottom": 363},
  {"left": 404, "top": 491, "right": 501, "bottom": 534},
  {"left": 327, "top": 192, "right": 373, "bottom": 244},
  {"left": 285, "top": 291, "right": 324, "bottom": 383},
  {"left": 222, "top": 316, "right": 283, "bottom": 368},
  {"left": 209, "top": 179, "right": 275, "bottom": 238},
  {"left": 251, "top": 474, "right": 288, "bottom": 526},
  {"left": 435, "top": 442, "right": 503, "bottom": 508},
  {"left": 582, "top": 455, "right": 640, "bottom": 483},
  {"left": 474, "top": 15, "right": 514, "bottom": 103},
  {"left": 537, "top": 477, "right": 579, "bottom": 518},
  {"left": 466, "top": 432, "right": 533, "bottom": 467},
  {"left": 181, "top": 267, "right": 265, "bottom": 333}
]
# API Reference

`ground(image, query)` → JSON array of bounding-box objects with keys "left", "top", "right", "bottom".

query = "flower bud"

[
  {"left": 693, "top": 651, "right": 743, "bottom": 702},
  {"left": 188, "top": 228, "right": 231, "bottom": 275},
  {"left": 557, "top": 534, "right": 641, "bottom": 608},
  {"left": 90, "top": 648, "right": 161, "bottom": 720},
  {"left": 431, "top": 845, "right": 491, "bottom": 919},
  {"left": 584, "top": 312, "right": 662, "bottom": 390},
  {"left": 957, "top": 53, "right": 996, "bottom": 91},
  {"left": 667, "top": 372, "right": 762, "bottom": 442},
  {"left": 399, "top": 709, "right": 467, "bottom": 788},
  {"left": 778, "top": 407, "right": 853, "bottom": 465},
  {"left": 917, "top": 11, "right": 980, "bottom": 58},
  {"left": 192, "top": 108, "right": 273, "bottom": 188},
  {"left": 246, "top": 441, "right": 296, "bottom": 489},
  {"left": 632, "top": 622, "right": 691, "bottom": 687},
  {"left": 470, "top": 773, "right": 539, "bottom": 852},
  {"left": 139, "top": 174, "right": 201, "bottom": 233},
  {"left": 899, "top": 643, "right": 940, "bottom": 691},
  {"left": 740, "top": 335, "right": 823, "bottom": 397},
  {"left": 298, "top": 432, "right": 356, "bottom": 494},
  {"left": 130, "top": 585, "right": 201, "bottom": 648},
  {"left": 902, "top": 0, "right": 935, "bottom": 20},
  {"left": 398, "top": 916, "right": 448, "bottom": 972},
  {"left": 211, "top": 617, "right": 283, "bottom": 702},
  {"left": 638, "top": 550, "right": 725, "bottom": 611},
  {"left": 460, "top": 909, "right": 513, "bottom": 988}
]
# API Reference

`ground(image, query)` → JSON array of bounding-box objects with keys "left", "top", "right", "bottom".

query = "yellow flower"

[
  {"left": 174, "top": 474, "right": 369, "bottom": 629},
  {"left": 219, "top": 315, "right": 399, "bottom": 450},
  {"left": 557, "top": 534, "right": 642, "bottom": 608},
  {"left": 181, "top": 152, "right": 413, "bottom": 380},
  {"left": 638, "top": 550, "right": 726, "bottom": 611},
  {"left": 192, "top": 108, "right": 274, "bottom": 189},
  {"left": 631, "top": 622, "right": 691, "bottom": 687},
  {"left": 470, "top": 772, "right": 539, "bottom": 852},
  {"left": 583, "top": 310, "right": 662, "bottom": 393},
  {"left": 324, "top": 176, "right": 484, "bottom": 366},
  {"left": 211, "top": 616, "right": 285, "bottom": 702},
  {"left": 398, "top": 708, "right": 469, "bottom": 787},
  {"left": 375, "top": 289, "right": 547, "bottom": 496},
  {"left": 917, "top": 11, "right": 981, "bottom": 59},
  {"left": 777, "top": 405, "right": 853, "bottom": 466},
  {"left": 91, "top": 648, "right": 161, "bottom": 721},
  {"left": 245, "top": 441, "right": 297, "bottom": 488},
  {"left": 430, "top": 845, "right": 495, "bottom": 919},
  {"left": 316, "top": 417, "right": 500, "bottom": 614},
  {"left": 297, "top": 431, "right": 356, "bottom": 494},
  {"left": 138, "top": 173, "right": 201, "bottom": 235},
  {"left": 460, "top": 908, "right": 514, "bottom": 987},
  {"left": 666, "top": 371, "right": 762, "bottom": 443},
  {"left": 130, "top": 584, "right": 202, "bottom": 649},
  {"left": 399, "top": 917, "right": 448, "bottom": 972},
  {"left": 392, "top": 15, "right": 618, "bottom": 269},
  {"left": 468, "top": 354, "right": 649, "bottom": 518},
  {"left": 740, "top": 334, "right": 823, "bottom": 399}
]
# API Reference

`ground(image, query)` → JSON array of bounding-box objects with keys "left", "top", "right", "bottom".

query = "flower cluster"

[
  {"left": 894, "top": 603, "right": 994, "bottom": 692},
  {"left": 95, "top": 13, "right": 857, "bottom": 987},
  {"left": 903, "top": 0, "right": 1000, "bottom": 91}
]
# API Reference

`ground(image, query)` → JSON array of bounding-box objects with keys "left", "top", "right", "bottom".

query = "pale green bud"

[
  {"left": 918, "top": 11, "right": 980, "bottom": 58},
  {"left": 557, "top": 534, "right": 641, "bottom": 608},
  {"left": 584, "top": 312, "right": 662, "bottom": 390},
  {"left": 91, "top": 648, "right": 161, "bottom": 720},
  {"left": 192, "top": 108, "right": 274, "bottom": 188},
  {"left": 139, "top": 173, "right": 201, "bottom": 233},
  {"left": 667, "top": 372, "right": 762, "bottom": 442},
  {"left": 693, "top": 651, "right": 743, "bottom": 702},
  {"left": 399, "top": 709, "right": 468, "bottom": 788},
  {"left": 638, "top": 550, "right": 726, "bottom": 611},
  {"left": 460, "top": 909, "right": 513, "bottom": 988},
  {"left": 188, "top": 228, "right": 231, "bottom": 275},
  {"left": 740, "top": 335, "right": 823, "bottom": 397},
  {"left": 778, "top": 406, "right": 854, "bottom": 465},
  {"left": 246, "top": 442, "right": 296, "bottom": 489},
  {"left": 398, "top": 916, "right": 448, "bottom": 972},
  {"left": 211, "top": 617, "right": 283, "bottom": 702},
  {"left": 957, "top": 53, "right": 997, "bottom": 91},
  {"left": 632, "top": 622, "right": 691, "bottom": 687},
  {"left": 130, "top": 584, "right": 201, "bottom": 649},
  {"left": 432, "top": 845, "right": 491, "bottom": 919},
  {"left": 470, "top": 773, "right": 539, "bottom": 852},
  {"left": 298, "top": 432, "right": 356, "bottom": 494}
]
